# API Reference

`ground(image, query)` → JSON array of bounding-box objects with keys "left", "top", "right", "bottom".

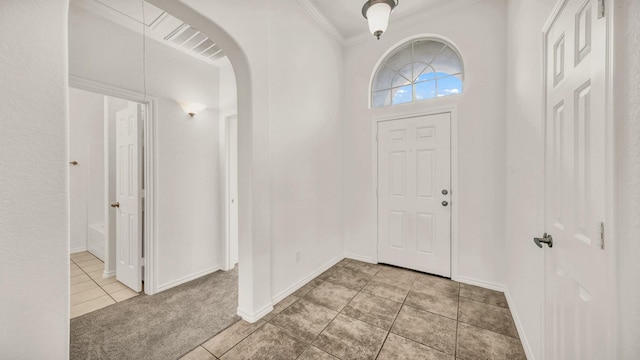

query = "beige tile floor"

[
  {"left": 70, "top": 251, "right": 140, "bottom": 318},
  {"left": 180, "top": 259, "right": 526, "bottom": 360}
]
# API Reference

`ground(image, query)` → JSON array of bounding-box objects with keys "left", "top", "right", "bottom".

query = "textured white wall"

[
  {"left": 219, "top": 62, "right": 238, "bottom": 118},
  {"left": 343, "top": 0, "right": 508, "bottom": 288},
  {"left": 0, "top": 0, "right": 70, "bottom": 358},
  {"left": 268, "top": 0, "right": 344, "bottom": 299},
  {"left": 504, "top": 1, "right": 557, "bottom": 358},
  {"left": 155, "top": 102, "right": 222, "bottom": 288},
  {"left": 69, "top": 5, "right": 223, "bottom": 291},
  {"left": 617, "top": 0, "right": 640, "bottom": 357}
]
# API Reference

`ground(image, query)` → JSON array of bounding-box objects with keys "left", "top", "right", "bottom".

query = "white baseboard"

[
  {"left": 454, "top": 275, "right": 506, "bottom": 292},
  {"left": 70, "top": 246, "right": 88, "bottom": 254},
  {"left": 344, "top": 253, "right": 377, "bottom": 264},
  {"left": 505, "top": 289, "right": 535, "bottom": 360},
  {"left": 102, "top": 269, "right": 116, "bottom": 278},
  {"left": 238, "top": 303, "right": 273, "bottom": 323},
  {"left": 156, "top": 265, "right": 221, "bottom": 293},
  {"left": 271, "top": 254, "right": 344, "bottom": 305}
]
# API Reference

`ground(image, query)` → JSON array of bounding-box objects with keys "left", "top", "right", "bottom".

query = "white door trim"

[
  {"left": 69, "top": 75, "right": 159, "bottom": 295},
  {"left": 223, "top": 113, "right": 239, "bottom": 272},
  {"left": 372, "top": 105, "right": 459, "bottom": 280},
  {"left": 541, "top": 0, "right": 617, "bottom": 356}
]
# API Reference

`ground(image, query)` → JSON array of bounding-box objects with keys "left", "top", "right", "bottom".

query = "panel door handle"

[
  {"left": 110, "top": 202, "right": 120, "bottom": 208},
  {"left": 534, "top": 233, "right": 553, "bottom": 248}
]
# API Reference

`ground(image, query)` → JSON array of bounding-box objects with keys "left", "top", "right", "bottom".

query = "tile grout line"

[
  {"left": 311, "top": 266, "right": 377, "bottom": 360},
  {"left": 457, "top": 293, "right": 521, "bottom": 340},
  {"left": 70, "top": 254, "right": 119, "bottom": 310},
  {"left": 295, "top": 263, "right": 380, "bottom": 360},
  {"left": 373, "top": 270, "right": 416, "bottom": 360}
]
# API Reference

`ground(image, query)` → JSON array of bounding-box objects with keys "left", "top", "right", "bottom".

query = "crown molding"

[{"left": 296, "top": 0, "right": 345, "bottom": 44}]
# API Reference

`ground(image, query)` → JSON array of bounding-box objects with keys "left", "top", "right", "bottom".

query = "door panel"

[
  {"left": 378, "top": 113, "right": 451, "bottom": 276},
  {"left": 544, "top": 0, "right": 609, "bottom": 358},
  {"left": 115, "top": 103, "right": 142, "bottom": 292}
]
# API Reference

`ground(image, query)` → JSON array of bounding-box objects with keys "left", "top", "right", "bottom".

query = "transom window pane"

[{"left": 372, "top": 39, "right": 464, "bottom": 108}]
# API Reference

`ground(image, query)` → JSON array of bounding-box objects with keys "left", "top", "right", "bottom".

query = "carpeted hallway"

[{"left": 70, "top": 267, "right": 239, "bottom": 360}]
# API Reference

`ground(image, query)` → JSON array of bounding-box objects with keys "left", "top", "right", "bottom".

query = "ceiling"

[
  {"left": 72, "top": 0, "right": 229, "bottom": 67},
  {"left": 306, "top": 0, "right": 465, "bottom": 40}
]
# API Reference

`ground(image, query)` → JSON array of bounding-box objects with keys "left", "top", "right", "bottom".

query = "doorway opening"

[
  {"left": 67, "top": 0, "right": 242, "bottom": 326},
  {"left": 68, "top": 86, "right": 148, "bottom": 317}
]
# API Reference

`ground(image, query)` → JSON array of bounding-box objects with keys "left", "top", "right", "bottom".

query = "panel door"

[
  {"left": 544, "top": 0, "right": 610, "bottom": 358},
  {"left": 377, "top": 113, "right": 451, "bottom": 277},
  {"left": 115, "top": 103, "right": 143, "bottom": 292}
]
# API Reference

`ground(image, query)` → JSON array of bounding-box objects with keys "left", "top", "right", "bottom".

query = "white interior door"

[
  {"left": 543, "top": 0, "right": 610, "bottom": 358},
  {"left": 114, "top": 102, "right": 143, "bottom": 292},
  {"left": 377, "top": 113, "right": 451, "bottom": 277}
]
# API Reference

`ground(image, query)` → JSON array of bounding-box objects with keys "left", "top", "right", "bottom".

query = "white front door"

[
  {"left": 114, "top": 103, "right": 143, "bottom": 292},
  {"left": 543, "top": 0, "right": 610, "bottom": 358},
  {"left": 377, "top": 113, "right": 451, "bottom": 277}
]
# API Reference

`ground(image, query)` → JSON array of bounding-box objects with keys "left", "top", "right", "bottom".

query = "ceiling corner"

[{"left": 296, "top": 0, "right": 345, "bottom": 44}]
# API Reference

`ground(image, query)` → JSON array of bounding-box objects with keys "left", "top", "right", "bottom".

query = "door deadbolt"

[{"left": 442, "top": 189, "right": 448, "bottom": 195}]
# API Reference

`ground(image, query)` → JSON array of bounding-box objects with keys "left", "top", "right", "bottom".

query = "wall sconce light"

[
  {"left": 362, "top": 0, "right": 399, "bottom": 40},
  {"left": 180, "top": 102, "right": 207, "bottom": 117}
]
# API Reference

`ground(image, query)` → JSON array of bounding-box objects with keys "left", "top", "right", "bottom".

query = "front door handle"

[
  {"left": 110, "top": 202, "right": 120, "bottom": 208},
  {"left": 534, "top": 233, "right": 553, "bottom": 248}
]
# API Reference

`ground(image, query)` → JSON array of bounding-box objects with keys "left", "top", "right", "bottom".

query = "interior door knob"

[
  {"left": 442, "top": 201, "right": 449, "bottom": 207},
  {"left": 534, "top": 233, "right": 553, "bottom": 248},
  {"left": 110, "top": 202, "right": 120, "bottom": 208}
]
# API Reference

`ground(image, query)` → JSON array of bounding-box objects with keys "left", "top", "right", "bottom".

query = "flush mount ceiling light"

[{"left": 362, "top": 0, "right": 399, "bottom": 40}]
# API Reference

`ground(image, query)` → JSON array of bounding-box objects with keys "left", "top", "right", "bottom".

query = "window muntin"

[{"left": 372, "top": 39, "right": 463, "bottom": 108}]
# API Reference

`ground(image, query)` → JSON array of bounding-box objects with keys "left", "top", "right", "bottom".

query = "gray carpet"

[{"left": 70, "top": 268, "right": 240, "bottom": 360}]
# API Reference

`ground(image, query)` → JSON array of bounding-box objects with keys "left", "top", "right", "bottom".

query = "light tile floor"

[
  {"left": 180, "top": 259, "right": 526, "bottom": 360},
  {"left": 70, "top": 251, "right": 140, "bottom": 318}
]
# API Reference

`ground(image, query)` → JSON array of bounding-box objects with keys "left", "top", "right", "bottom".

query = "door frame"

[
  {"left": 70, "top": 75, "right": 159, "bottom": 295},
  {"left": 540, "top": 0, "right": 617, "bottom": 356},
  {"left": 373, "top": 105, "right": 460, "bottom": 280},
  {"left": 222, "top": 113, "right": 239, "bottom": 272}
]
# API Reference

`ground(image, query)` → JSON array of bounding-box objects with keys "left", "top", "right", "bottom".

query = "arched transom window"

[{"left": 372, "top": 38, "right": 464, "bottom": 108}]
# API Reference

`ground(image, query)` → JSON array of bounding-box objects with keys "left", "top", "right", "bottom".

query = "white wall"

[
  {"left": 268, "top": 0, "right": 344, "bottom": 299},
  {"left": 219, "top": 62, "right": 238, "bottom": 118},
  {"left": 69, "top": 88, "right": 105, "bottom": 253},
  {"left": 69, "top": 5, "right": 223, "bottom": 291},
  {"left": 156, "top": 102, "right": 222, "bottom": 288},
  {"left": 0, "top": 0, "right": 70, "bottom": 358},
  {"left": 342, "top": 0, "right": 508, "bottom": 287},
  {"left": 617, "top": 0, "right": 640, "bottom": 357},
  {"left": 503, "top": 1, "right": 557, "bottom": 358}
]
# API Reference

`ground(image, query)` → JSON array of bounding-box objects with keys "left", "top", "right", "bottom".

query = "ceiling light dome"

[{"left": 362, "top": 0, "right": 399, "bottom": 40}]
